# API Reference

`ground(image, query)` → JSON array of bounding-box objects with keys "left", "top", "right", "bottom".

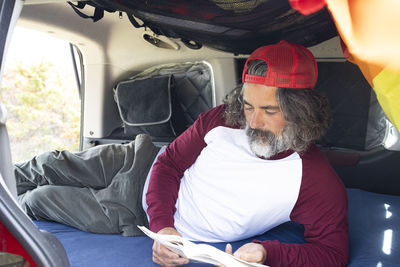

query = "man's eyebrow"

[
  {"left": 243, "top": 99, "right": 280, "bottom": 110},
  {"left": 243, "top": 99, "right": 253, "bottom": 106},
  {"left": 260, "top": 105, "right": 280, "bottom": 110}
]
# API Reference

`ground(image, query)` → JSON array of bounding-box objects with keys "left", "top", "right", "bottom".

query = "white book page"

[{"left": 137, "top": 225, "right": 268, "bottom": 267}]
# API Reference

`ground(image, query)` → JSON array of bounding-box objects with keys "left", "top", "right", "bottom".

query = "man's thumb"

[{"left": 225, "top": 243, "right": 233, "bottom": 255}]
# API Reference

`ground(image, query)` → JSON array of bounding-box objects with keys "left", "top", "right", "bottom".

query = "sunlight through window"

[
  {"left": 382, "top": 229, "right": 393, "bottom": 255},
  {"left": 2, "top": 27, "right": 81, "bottom": 163},
  {"left": 384, "top": 203, "right": 392, "bottom": 219}
]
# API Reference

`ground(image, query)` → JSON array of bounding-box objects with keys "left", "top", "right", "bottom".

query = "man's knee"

[
  {"left": 19, "top": 185, "right": 59, "bottom": 218},
  {"left": 29, "top": 184, "right": 57, "bottom": 200}
]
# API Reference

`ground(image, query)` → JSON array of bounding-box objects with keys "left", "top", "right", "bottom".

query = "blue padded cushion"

[
  {"left": 346, "top": 189, "right": 399, "bottom": 266},
  {"left": 34, "top": 188, "right": 400, "bottom": 266}
]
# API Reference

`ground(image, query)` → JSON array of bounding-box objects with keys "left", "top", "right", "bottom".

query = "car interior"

[{"left": 0, "top": 0, "right": 399, "bottom": 266}]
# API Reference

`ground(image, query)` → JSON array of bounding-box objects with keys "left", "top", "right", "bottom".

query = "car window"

[{"left": 0, "top": 27, "right": 81, "bottom": 163}]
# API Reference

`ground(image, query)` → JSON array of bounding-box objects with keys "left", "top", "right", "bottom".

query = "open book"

[{"left": 138, "top": 225, "right": 269, "bottom": 267}]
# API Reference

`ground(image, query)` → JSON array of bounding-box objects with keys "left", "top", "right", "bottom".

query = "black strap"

[
  {"left": 128, "top": 14, "right": 145, "bottom": 28},
  {"left": 67, "top": 1, "right": 104, "bottom": 22}
]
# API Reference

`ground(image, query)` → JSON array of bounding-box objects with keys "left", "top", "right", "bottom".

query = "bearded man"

[
  {"left": 15, "top": 41, "right": 348, "bottom": 267},
  {"left": 148, "top": 41, "right": 348, "bottom": 267}
]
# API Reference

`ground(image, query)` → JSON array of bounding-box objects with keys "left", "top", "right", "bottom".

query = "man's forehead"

[
  {"left": 242, "top": 83, "right": 280, "bottom": 107},
  {"left": 242, "top": 82, "right": 278, "bottom": 93}
]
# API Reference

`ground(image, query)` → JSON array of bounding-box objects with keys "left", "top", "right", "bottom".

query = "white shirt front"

[{"left": 174, "top": 126, "right": 302, "bottom": 242}]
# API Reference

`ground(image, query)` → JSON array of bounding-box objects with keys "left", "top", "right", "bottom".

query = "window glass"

[{"left": 0, "top": 27, "right": 81, "bottom": 163}]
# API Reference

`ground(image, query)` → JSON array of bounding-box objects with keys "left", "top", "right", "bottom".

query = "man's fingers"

[
  {"left": 155, "top": 254, "right": 188, "bottom": 267},
  {"left": 225, "top": 243, "right": 233, "bottom": 255},
  {"left": 233, "top": 251, "right": 257, "bottom": 262},
  {"left": 152, "top": 227, "right": 189, "bottom": 266},
  {"left": 152, "top": 241, "right": 189, "bottom": 266},
  {"left": 154, "top": 254, "right": 188, "bottom": 267},
  {"left": 232, "top": 243, "right": 266, "bottom": 264},
  {"left": 153, "top": 241, "right": 176, "bottom": 258},
  {"left": 152, "top": 253, "right": 164, "bottom": 265}
]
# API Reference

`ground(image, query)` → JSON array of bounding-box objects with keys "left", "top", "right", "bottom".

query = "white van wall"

[
  {"left": 17, "top": 2, "right": 344, "bottom": 141},
  {"left": 18, "top": 2, "right": 239, "bottom": 139}
]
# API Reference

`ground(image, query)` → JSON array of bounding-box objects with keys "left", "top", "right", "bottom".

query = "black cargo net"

[{"left": 72, "top": 0, "right": 337, "bottom": 54}]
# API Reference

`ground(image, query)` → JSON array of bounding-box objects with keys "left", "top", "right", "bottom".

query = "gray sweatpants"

[{"left": 15, "top": 134, "right": 160, "bottom": 236}]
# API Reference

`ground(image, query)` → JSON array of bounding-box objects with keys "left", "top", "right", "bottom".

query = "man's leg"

[
  {"left": 14, "top": 138, "right": 150, "bottom": 194},
  {"left": 19, "top": 185, "right": 122, "bottom": 234},
  {"left": 17, "top": 134, "right": 160, "bottom": 236}
]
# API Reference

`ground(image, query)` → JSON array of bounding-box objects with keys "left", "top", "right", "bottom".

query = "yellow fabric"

[{"left": 373, "top": 67, "right": 400, "bottom": 131}]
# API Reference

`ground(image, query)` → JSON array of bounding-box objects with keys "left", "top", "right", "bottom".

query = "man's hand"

[
  {"left": 217, "top": 243, "right": 267, "bottom": 266},
  {"left": 152, "top": 227, "right": 190, "bottom": 267}
]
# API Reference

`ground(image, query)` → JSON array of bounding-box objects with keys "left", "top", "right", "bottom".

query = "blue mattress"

[{"left": 34, "top": 188, "right": 399, "bottom": 266}]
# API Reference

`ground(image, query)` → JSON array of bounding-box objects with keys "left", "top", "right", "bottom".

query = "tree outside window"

[{"left": 0, "top": 27, "right": 81, "bottom": 163}]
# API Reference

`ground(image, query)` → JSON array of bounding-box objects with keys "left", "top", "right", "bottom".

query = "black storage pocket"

[{"left": 115, "top": 75, "right": 186, "bottom": 140}]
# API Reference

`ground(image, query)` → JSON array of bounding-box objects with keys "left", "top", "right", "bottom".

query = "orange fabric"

[
  {"left": 290, "top": 0, "right": 400, "bottom": 130},
  {"left": 326, "top": 0, "right": 400, "bottom": 69},
  {"left": 341, "top": 38, "right": 400, "bottom": 130},
  {"left": 330, "top": 1, "right": 400, "bottom": 131}
]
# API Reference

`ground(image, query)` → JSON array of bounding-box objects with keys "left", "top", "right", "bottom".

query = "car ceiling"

[{"left": 65, "top": 0, "right": 338, "bottom": 54}]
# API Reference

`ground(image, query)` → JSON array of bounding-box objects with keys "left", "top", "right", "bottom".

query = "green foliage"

[{"left": 0, "top": 62, "right": 80, "bottom": 163}]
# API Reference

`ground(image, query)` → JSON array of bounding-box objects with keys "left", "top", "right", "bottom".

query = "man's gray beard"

[{"left": 245, "top": 124, "right": 293, "bottom": 158}]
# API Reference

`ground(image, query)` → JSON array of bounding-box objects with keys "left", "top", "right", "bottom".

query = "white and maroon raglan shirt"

[{"left": 145, "top": 105, "right": 349, "bottom": 267}]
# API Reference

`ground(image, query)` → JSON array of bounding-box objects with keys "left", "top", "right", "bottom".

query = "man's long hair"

[{"left": 223, "top": 60, "right": 332, "bottom": 153}]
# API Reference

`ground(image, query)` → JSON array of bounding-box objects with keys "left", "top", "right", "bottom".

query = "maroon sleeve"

[
  {"left": 258, "top": 145, "right": 349, "bottom": 267},
  {"left": 146, "top": 105, "right": 227, "bottom": 233}
]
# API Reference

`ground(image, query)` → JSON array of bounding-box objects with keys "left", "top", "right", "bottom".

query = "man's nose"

[{"left": 249, "top": 110, "right": 265, "bottom": 129}]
